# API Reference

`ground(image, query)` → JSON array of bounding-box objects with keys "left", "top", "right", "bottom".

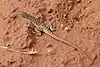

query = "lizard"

[{"left": 20, "top": 12, "right": 93, "bottom": 61}]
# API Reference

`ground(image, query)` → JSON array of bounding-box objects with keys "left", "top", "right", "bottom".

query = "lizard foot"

[{"left": 46, "top": 23, "right": 56, "bottom": 31}]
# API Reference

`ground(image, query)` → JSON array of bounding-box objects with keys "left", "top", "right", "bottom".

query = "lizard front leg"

[
  {"left": 27, "top": 21, "right": 35, "bottom": 28},
  {"left": 28, "top": 21, "right": 43, "bottom": 36},
  {"left": 34, "top": 27, "right": 43, "bottom": 36}
]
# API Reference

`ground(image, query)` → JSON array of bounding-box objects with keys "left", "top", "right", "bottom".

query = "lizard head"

[{"left": 20, "top": 12, "right": 34, "bottom": 20}]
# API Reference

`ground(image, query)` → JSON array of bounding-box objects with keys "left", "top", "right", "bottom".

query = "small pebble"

[
  {"left": 60, "top": 24, "right": 64, "bottom": 29},
  {"left": 64, "top": 27, "right": 69, "bottom": 30}
]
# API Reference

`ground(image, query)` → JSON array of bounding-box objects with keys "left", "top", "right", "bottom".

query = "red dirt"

[{"left": 0, "top": 0, "right": 100, "bottom": 67}]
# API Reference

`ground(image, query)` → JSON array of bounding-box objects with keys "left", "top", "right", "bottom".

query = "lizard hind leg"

[{"left": 46, "top": 23, "right": 56, "bottom": 32}]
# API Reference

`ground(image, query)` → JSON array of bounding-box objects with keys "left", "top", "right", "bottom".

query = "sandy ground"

[{"left": 0, "top": 0, "right": 100, "bottom": 67}]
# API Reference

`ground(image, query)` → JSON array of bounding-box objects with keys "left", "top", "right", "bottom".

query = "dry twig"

[{"left": 0, "top": 45, "right": 41, "bottom": 55}]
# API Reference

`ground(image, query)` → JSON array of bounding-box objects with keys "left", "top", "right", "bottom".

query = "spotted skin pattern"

[{"left": 20, "top": 12, "right": 93, "bottom": 61}]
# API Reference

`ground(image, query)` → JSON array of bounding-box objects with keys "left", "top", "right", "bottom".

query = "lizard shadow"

[{"left": 25, "top": 26, "right": 37, "bottom": 50}]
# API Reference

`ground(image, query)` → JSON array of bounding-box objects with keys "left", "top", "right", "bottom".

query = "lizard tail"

[{"left": 46, "top": 32, "right": 93, "bottom": 62}]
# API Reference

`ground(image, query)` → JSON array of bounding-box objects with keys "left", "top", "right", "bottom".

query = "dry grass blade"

[{"left": 0, "top": 45, "right": 40, "bottom": 55}]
